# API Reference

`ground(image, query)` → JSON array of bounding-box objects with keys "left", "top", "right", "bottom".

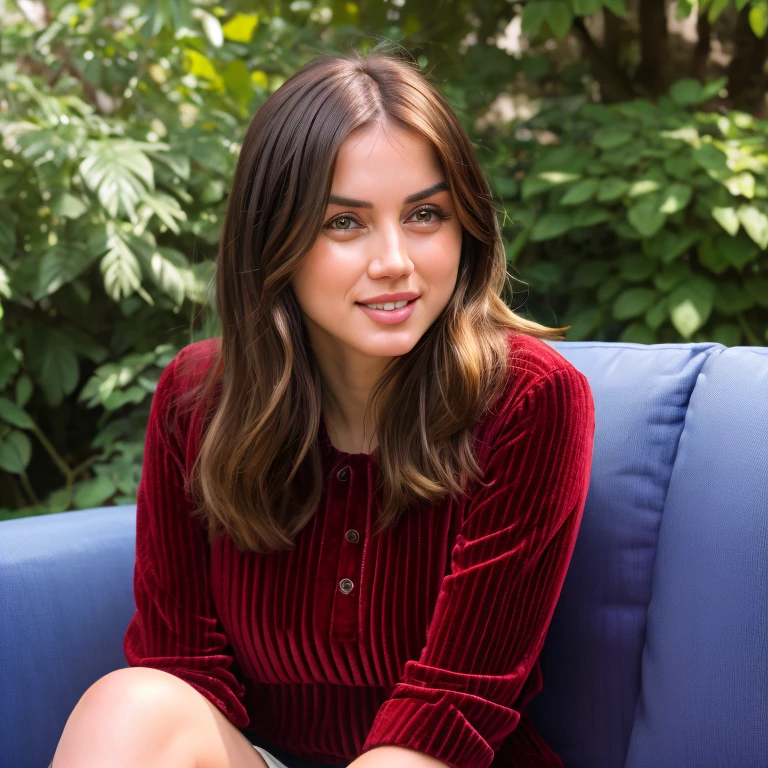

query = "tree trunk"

[
  {"left": 691, "top": 10, "right": 711, "bottom": 81},
  {"left": 725, "top": 8, "right": 768, "bottom": 114},
  {"left": 571, "top": 16, "right": 634, "bottom": 103},
  {"left": 635, "top": 0, "right": 669, "bottom": 97}
]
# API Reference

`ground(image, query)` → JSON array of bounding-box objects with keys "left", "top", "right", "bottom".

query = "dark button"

[
  {"left": 339, "top": 578, "right": 354, "bottom": 594},
  {"left": 337, "top": 466, "right": 350, "bottom": 481},
  {"left": 345, "top": 529, "right": 359, "bottom": 543}
]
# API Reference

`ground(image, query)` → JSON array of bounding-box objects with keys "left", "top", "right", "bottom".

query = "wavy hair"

[{"left": 169, "top": 43, "right": 570, "bottom": 555}]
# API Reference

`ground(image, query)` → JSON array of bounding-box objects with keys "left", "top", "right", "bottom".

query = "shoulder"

[
  {"left": 172, "top": 337, "right": 223, "bottom": 388},
  {"left": 152, "top": 337, "right": 223, "bottom": 457},
  {"left": 506, "top": 330, "right": 586, "bottom": 392},
  {"left": 474, "top": 330, "right": 594, "bottom": 450}
]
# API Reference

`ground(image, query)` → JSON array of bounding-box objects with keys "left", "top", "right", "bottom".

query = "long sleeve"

[
  {"left": 360, "top": 366, "right": 596, "bottom": 768},
  {"left": 123, "top": 354, "right": 250, "bottom": 728}
]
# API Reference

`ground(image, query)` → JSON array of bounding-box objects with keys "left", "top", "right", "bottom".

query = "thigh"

[{"left": 51, "top": 667, "right": 267, "bottom": 768}]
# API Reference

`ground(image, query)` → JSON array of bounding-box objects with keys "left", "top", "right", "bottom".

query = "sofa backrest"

[
  {"left": 533, "top": 341, "right": 768, "bottom": 768},
  {"left": 0, "top": 341, "right": 766, "bottom": 768}
]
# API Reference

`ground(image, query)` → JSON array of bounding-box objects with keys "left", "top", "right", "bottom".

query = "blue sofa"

[{"left": 2, "top": 341, "right": 766, "bottom": 768}]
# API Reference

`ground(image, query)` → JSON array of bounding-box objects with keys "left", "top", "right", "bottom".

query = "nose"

[{"left": 369, "top": 219, "right": 414, "bottom": 277}]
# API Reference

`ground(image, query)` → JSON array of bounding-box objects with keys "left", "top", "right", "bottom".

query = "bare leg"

[{"left": 50, "top": 667, "right": 268, "bottom": 768}]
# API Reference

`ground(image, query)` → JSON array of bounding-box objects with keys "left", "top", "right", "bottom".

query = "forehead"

[{"left": 331, "top": 123, "right": 443, "bottom": 189}]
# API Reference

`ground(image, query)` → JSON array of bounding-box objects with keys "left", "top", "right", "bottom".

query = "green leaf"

[
  {"left": 560, "top": 178, "right": 599, "bottom": 205},
  {"left": 135, "top": 192, "right": 187, "bottom": 235},
  {"left": 619, "top": 322, "right": 656, "bottom": 344},
  {"left": 573, "top": 260, "right": 613, "bottom": 288},
  {"left": 612, "top": 287, "right": 659, "bottom": 320},
  {"left": 627, "top": 198, "right": 667, "bottom": 237},
  {"left": 693, "top": 143, "right": 730, "bottom": 175},
  {"left": 618, "top": 253, "right": 655, "bottom": 282},
  {"left": 737, "top": 204, "right": 768, "bottom": 249},
  {"left": 668, "top": 275, "right": 716, "bottom": 338},
  {"left": 145, "top": 246, "right": 190, "bottom": 305},
  {"left": 653, "top": 262, "right": 692, "bottom": 292},
  {"left": 697, "top": 237, "right": 730, "bottom": 274},
  {"left": 711, "top": 206, "right": 740, "bottom": 235},
  {"left": 597, "top": 275, "right": 623, "bottom": 303},
  {"left": 713, "top": 283, "right": 755, "bottom": 316},
  {"left": 38, "top": 335, "right": 79, "bottom": 407},
  {"left": 222, "top": 12, "right": 259, "bottom": 42},
  {"left": 664, "top": 155, "right": 699, "bottom": 180},
  {"left": 670, "top": 79, "right": 703, "bottom": 105},
  {"left": 749, "top": 3, "right": 768, "bottom": 37},
  {"left": 718, "top": 233, "right": 759, "bottom": 269},
  {"left": 506, "top": 229, "right": 530, "bottom": 263},
  {"left": 745, "top": 277, "right": 768, "bottom": 308},
  {"left": 571, "top": 207, "right": 612, "bottom": 227},
  {"left": 564, "top": 306, "right": 602, "bottom": 340},
  {"left": 521, "top": 1, "right": 550, "bottom": 37},
  {"left": 546, "top": 0, "right": 574, "bottom": 38},
  {"left": 659, "top": 183, "right": 693, "bottom": 214},
  {"left": 647, "top": 230, "right": 700, "bottom": 264},
  {"left": 645, "top": 297, "right": 669, "bottom": 330},
  {"left": 0, "top": 206, "right": 17, "bottom": 260},
  {"left": 724, "top": 172, "right": 755, "bottom": 199},
  {"left": 101, "top": 231, "right": 142, "bottom": 301},
  {"left": 628, "top": 176, "right": 664, "bottom": 198},
  {"left": 573, "top": 0, "right": 602, "bottom": 14},
  {"left": 79, "top": 140, "right": 155, "bottom": 220},
  {"left": 602, "top": 0, "right": 628, "bottom": 16},
  {"left": 36, "top": 244, "right": 96, "bottom": 299},
  {"left": 676, "top": 0, "right": 696, "bottom": 19},
  {"left": 73, "top": 475, "right": 117, "bottom": 509},
  {"left": 0, "top": 397, "right": 35, "bottom": 429},
  {"left": 0, "top": 430, "right": 32, "bottom": 474},
  {"left": 711, "top": 323, "right": 742, "bottom": 347},
  {"left": 530, "top": 212, "right": 573, "bottom": 241},
  {"left": 223, "top": 59, "right": 253, "bottom": 107},
  {"left": 522, "top": 171, "right": 581, "bottom": 200},
  {"left": 597, "top": 176, "right": 630, "bottom": 203},
  {"left": 592, "top": 126, "right": 634, "bottom": 150},
  {"left": 707, "top": 0, "right": 729, "bottom": 23},
  {"left": 520, "top": 261, "right": 562, "bottom": 290},
  {"left": 51, "top": 193, "right": 88, "bottom": 220}
]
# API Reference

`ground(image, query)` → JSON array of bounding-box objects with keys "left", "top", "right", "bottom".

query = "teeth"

[{"left": 364, "top": 299, "right": 410, "bottom": 310}]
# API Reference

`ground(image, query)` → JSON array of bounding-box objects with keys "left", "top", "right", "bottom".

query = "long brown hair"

[{"left": 169, "top": 43, "right": 570, "bottom": 555}]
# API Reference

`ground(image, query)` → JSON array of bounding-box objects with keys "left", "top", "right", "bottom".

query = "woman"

[{"left": 51, "top": 45, "right": 595, "bottom": 768}]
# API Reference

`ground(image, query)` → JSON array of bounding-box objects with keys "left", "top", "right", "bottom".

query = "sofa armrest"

[{"left": 0, "top": 505, "right": 137, "bottom": 768}]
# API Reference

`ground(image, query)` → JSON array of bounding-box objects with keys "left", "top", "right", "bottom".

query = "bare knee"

[
  {"left": 51, "top": 667, "right": 264, "bottom": 768},
  {"left": 51, "top": 667, "right": 203, "bottom": 768}
]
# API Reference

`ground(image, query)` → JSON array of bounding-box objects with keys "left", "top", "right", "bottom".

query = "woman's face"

[{"left": 291, "top": 122, "right": 463, "bottom": 369}]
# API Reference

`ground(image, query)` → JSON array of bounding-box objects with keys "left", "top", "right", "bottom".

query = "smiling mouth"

[{"left": 356, "top": 298, "right": 418, "bottom": 307}]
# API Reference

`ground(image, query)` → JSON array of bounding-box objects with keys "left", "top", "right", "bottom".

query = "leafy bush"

[{"left": 487, "top": 80, "right": 768, "bottom": 345}]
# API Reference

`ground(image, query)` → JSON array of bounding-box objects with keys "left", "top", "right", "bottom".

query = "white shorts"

[{"left": 252, "top": 744, "right": 290, "bottom": 768}]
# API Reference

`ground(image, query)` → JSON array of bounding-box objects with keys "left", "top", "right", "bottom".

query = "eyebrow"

[{"left": 327, "top": 181, "right": 449, "bottom": 209}]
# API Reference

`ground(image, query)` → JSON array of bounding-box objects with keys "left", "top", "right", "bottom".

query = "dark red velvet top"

[{"left": 123, "top": 330, "right": 595, "bottom": 768}]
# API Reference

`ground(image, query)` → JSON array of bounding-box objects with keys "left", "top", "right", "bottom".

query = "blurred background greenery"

[{"left": 1, "top": 0, "right": 767, "bottom": 519}]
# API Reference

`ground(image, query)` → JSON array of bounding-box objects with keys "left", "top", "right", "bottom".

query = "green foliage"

[
  {"left": 522, "top": 0, "right": 768, "bottom": 40},
  {"left": 1, "top": 0, "right": 767, "bottom": 521},
  {"left": 0, "top": 0, "right": 520, "bottom": 518},
  {"left": 490, "top": 83, "right": 768, "bottom": 346}
]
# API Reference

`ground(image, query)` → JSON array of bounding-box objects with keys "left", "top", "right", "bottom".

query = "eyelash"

[{"left": 323, "top": 204, "right": 452, "bottom": 232}]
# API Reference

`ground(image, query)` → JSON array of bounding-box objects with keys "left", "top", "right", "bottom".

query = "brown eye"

[{"left": 325, "top": 215, "right": 361, "bottom": 232}]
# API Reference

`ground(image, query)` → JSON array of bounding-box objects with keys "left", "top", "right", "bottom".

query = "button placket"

[{"left": 331, "top": 462, "right": 364, "bottom": 641}]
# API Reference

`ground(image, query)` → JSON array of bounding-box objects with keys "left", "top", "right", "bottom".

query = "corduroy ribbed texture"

[{"left": 124, "top": 330, "right": 595, "bottom": 768}]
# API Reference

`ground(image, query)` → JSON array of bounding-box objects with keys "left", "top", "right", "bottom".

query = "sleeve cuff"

[{"left": 360, "top": 697, "right": 495, "bottom": 768}]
